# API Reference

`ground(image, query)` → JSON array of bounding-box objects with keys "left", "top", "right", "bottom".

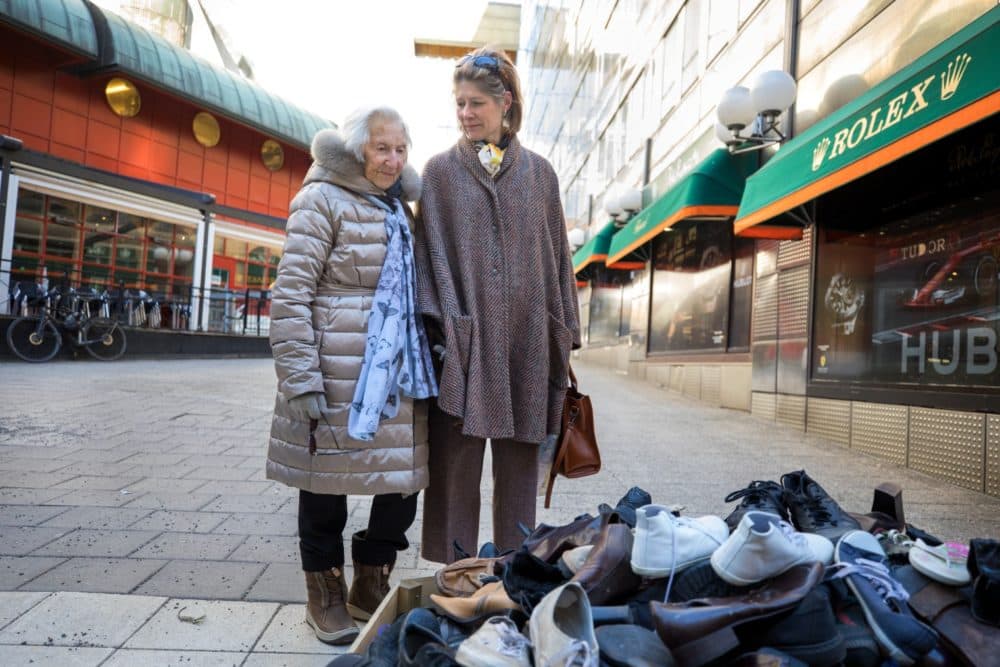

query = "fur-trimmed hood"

[{"left": 304, "top": 128, "right": 421, "bottom": 202}]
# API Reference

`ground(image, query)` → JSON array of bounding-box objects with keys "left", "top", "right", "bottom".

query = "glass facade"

[
  {"left": 10, "top": 188, "right": 195, "bottom": 298},
  {"left": 211, "top": 236, "right": 281, "bottom": 290}
]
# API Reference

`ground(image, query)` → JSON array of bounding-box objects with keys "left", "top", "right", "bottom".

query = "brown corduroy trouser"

[{"left": 421, "top": 402, "right": 538, "bottom": 564}]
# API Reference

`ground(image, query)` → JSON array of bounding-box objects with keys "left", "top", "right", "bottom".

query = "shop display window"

[
  {"left": 811, "top": 116, "right": 1000, "bottom": 391},
  {"left": 586, "top": 266, "right": 632, "bottom": 345},
  {"left": 212, "top": 236, "right": 281, "bottom": 290},
  {"left": 649, "top": 220, "right": 750, "bottom": 354}
]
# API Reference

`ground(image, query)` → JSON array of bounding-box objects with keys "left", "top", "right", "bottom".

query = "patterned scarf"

[
  {"left": 348, "top": 198, "right": 438, "bottom": 441},
  {"left": 476, "top": 142, "right": 505, "bottom": 178}
]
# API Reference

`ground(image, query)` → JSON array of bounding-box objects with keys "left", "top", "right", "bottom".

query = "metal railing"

[{"left": 2, "top": 258, "right": 271, "bottom": 337}]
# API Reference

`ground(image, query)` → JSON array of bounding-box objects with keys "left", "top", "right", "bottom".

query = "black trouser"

[{"left": 298, "top": 489, "right": 418, "bottom": 571}]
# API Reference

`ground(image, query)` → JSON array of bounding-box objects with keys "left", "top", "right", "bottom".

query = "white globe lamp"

[
  {"left": 751, "top": 70, "right": 797, "bottom": 116},
  {"left": 717, "top": 86, "right": 755, "bottom": 132}
]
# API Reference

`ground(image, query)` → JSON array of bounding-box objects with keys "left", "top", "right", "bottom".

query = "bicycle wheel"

[
  {"left": 81, "top": 318, "right": 127, "bottom": 361},
  {"left": 5, "top": 316, "right": 61, "bottom": 362}
]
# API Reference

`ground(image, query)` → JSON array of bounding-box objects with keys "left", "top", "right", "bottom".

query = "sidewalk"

[{"left": 1, "top": 358, "right": 998, "bottom": 665}]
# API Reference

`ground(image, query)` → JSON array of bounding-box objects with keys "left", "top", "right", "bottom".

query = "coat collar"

[{"left": 304, "top": 128, "right": 421, "bottom": 202}]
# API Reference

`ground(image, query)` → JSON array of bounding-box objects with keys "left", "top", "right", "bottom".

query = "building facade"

[
  {"left": 520, "top": 0, "right": 999, "bottom": 496},
  {"left": 1, "top": 0, "right": 331, "bottom": 338}
]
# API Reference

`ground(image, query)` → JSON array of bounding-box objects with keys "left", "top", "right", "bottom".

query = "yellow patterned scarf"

[{"left": 476, "top": 142, "right": 505, "bottom": 178}]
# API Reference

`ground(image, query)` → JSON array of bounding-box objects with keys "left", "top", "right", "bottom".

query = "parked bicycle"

[{"left": 6, "top": 282, "right": 127, "bottom": 362}]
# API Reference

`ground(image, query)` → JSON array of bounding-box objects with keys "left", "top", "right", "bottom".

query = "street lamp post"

[{"left": 715, "top": 70, "right": 797, "bottom": 154}]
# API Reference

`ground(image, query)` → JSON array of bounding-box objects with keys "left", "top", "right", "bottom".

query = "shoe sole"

[
  {"left": 346, "top": 603, "right": 373, "bottom": 621},
  {"left": 835, "top": 537, "right": 915, "bottom": 666},
  {"left": 709, "top": 550, "right": 813, "bottom": 587},
  {"left": 305, "top": 611, "right": 359, "bottom": 645},
  {"left": 631, "top": 554, "right": 710, "bottom": 578}
]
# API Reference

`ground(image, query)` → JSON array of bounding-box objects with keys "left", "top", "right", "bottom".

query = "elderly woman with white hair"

[{"left": 266, "top": 106, "right": 437, "bottom": 645}]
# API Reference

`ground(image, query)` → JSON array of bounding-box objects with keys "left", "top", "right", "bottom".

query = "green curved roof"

[
  {"left": 95, "top": 8, "right": 331, "bottom": 150},
  {"left": 0, "top": 0, "right": 97, "bottom": 57}
]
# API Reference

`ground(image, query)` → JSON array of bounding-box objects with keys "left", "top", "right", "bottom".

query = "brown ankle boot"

[
  {"left": 304, "top": 568, "right": 358, "bottom": 645},
  {"left": 347, "top": 561, "right": 393, "bottom": 620}
]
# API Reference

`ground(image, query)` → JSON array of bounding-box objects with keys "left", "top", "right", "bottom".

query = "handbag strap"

[{"left": 568, "top": 364, "right": 578, "bottom": 390}]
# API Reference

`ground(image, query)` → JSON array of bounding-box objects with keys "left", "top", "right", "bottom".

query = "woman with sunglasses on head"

[
  {"left": 415, "top": 46, "right": 581, "bottom": 563},
  {"left": 266, "top": 106, "right": 437, "bottom": 645}
]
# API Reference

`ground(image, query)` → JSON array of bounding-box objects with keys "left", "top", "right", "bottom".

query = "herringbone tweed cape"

[{"left": 415, "top": 135, "right": 580, "bottom": 443}]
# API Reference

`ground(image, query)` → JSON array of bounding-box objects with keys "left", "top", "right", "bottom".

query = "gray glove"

[{"left": 287, "top": 393, "right": 325, "bottom": 421}]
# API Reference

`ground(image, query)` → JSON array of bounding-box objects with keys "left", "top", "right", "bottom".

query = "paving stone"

[
  {"left": 39, "top": 507, "right": 154, "bottom": 530},
  {"left": 243, "top": 652, "right": 344, "bottom": 666},
  {"left": 0, "top": 458, "right": 76, "bottom": 473},
  {"left": 50, "top": 476, "right": 140, "bottom": 492},
  {"left": 0, "top": 591, "right": 166, "bottom": 647},
  {"left": 200, "top": 494, "right": 287, "bottom": 514},
  {"left": 0, "top": 488, "right": 68, "bottom": 505},
  {"left": 0, "top": 645, "right": 114, "bottom": 665},
  {"left": 33, "top": 529, "right": 160, "bottom": 558},
  {"left": 1, "top": 471, "right": 78, "bottom": 489},
  {"left": 179, "top": 455, "right": 251, "bottom": 468},
  {"left": 0, "top": 505, "right": 70, "bottom": 526},
  {"left": 102, "top": 649, "right": 249, "bottom": 666},
  {"left": 131, "top": 533, "right": 244, "bottom": 560},
  {"left": 133, "top": 560, "right": 266, "bottom": 600},
  {"left": 214, "top": 513, "right": 297, "bottom": 536},
  {"left": 0, "top": 526, "right": 71, "bottom": 556},
  {"left": 45, "top": 461, "right": 139, "bottom": 477},
  {"left": 0, "top": 556, "right": 65, "bottom": 589},
  {"left": 120, "top": 465, "right": 199, "bottom": 480},
  {"left": 45, "top": 489, "right": 141, "bottom": 508},
  {"left": 229, "top": 535, "right": 297, "bottom": 563},
  {"left": 20, "top": 557, "right": 167, "bottom": 594},
  {"left": 56, "top": 449, "right": 135, "bottom": 463},
  {"left": 0, "top": 591, "right": 49, "bottom": 629},
  {"left": 128, "top": 510, "right": 228, "bottom": 533},
  {"left": 122, "top": 477, "right": 209, "bottom": 494},
  {"left": 124, "top": 598, "right": 277, "bottom": 651},
  {"left": 118, "top": 453, "right": 192, "bottom": 466},
  {"left": 189, "top": 480, "right": 277, "bottom": 495},
  {"left": 184, "top": 466, "right": 256, "bottom": 481},
  {"left": 122, "top": 492, "right": 219, "bottom": 511},
  {"left": 0, "top": 445, "right": 81, "bottom": 460},
  {"left": 254, "top": 603, "right": 353, "bottom": 653},
  {"left": 244, "top": 563, "right": 305, "bottom": 603}
]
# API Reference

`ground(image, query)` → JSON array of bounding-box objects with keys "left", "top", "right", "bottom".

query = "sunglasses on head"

[{"left": 457, "top": 55, "right": 500, "bottom": 74}]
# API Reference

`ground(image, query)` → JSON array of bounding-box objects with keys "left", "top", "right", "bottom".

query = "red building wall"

[{"left": 0, "top": 30, "right": 309, "bottom": 220}]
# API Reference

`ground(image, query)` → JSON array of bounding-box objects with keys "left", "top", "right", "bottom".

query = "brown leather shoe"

[
  {"left": 305, "top": 568, "right": 359, "bottom": 645},
  {"left": 650, "top": 562, "right": 823, "bottom": 666},
  {"left": 347, "top": 561, "right": 392, "bottom": 621},
  {"left": 429, "top": 580, "right": 520, "bottom": 623},
  {"left": 522, "top": 512, "right": 611, "bottom": 563},
  {"left": 571, "top": 520, "right": 642, "bottom": 605}
]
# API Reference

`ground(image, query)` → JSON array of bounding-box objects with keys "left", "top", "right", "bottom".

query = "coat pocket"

[
  {"left": 439, "top": 314, "right": 474, "bottom": 413},
  {"left": 547, "top": 312, "right": 573, "bottom": 387}
]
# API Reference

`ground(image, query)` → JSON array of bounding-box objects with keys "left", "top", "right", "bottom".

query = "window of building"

[{"left": 211, "top": 236, "right": 282, "bottom": 290}]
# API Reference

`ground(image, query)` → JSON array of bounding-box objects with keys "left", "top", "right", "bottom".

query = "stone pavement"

[{"left": 1, "top": 358, "right": 998, "bottom": 666}]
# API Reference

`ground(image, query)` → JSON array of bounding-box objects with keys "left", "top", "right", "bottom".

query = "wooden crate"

[{"left": 349, "top": 576, "right": 439, "bottom": 654}]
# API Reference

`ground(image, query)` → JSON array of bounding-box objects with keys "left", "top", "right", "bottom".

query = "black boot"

[{"left": 969, "top": 538, "right": 1000, "bottom": 626}]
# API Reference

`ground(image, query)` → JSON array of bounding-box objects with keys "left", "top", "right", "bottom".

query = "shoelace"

[
  {"left": 487, "top": 617, "right": 531, "bottom": 657},
  {"left": 663, "top": 515, "right": 726, "bottom": 603},
  {"left": 724, "top": 480, "right": 783, "bottom": 507},
  {"left": 828, "top": 557, "right": 910, "bottom": 604},
  {"left": 548, "top": 638, "right": 594, "bottom": 666},
  {"left": 776, "top": 517, "right": 809, "bottom": 549}
]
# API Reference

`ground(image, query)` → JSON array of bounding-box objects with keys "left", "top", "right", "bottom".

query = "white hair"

[{"left": 341, "top": 106, "right": 412, "bottom": 162}]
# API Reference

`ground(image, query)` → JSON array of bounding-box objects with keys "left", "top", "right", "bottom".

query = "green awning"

[
  {"left": 735, "top": 5, "right": 1000, "bottom": 236},
  {"left": 0, "top": 0, "right": 97, "bottom": 57},
  {"left": 572, "top": 221, "right": 617, "bottom": 273},
  {"left": 92, "top": 6, "right": 333, "bottom": 150},
  {"left": 606, "top": 149, "right": 757, "bottom": 265}
]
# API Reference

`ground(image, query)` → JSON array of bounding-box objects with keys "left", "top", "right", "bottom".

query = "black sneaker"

[
  {"left": 780, "top": 470, "right": 860, "bottom": 542},
  {"left": 723, "top": 480, "right": 787, "bottom": 531},
  {"left": 598, "top": 486, "right": 653, "bottom": 528},
  {"left": 829, "top": 530, "right": 937, "bottom": 665}
]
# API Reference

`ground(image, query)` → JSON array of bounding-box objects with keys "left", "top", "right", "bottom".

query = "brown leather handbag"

[{"left": 544, "top": 365, "right": 601, "bottom": 508}]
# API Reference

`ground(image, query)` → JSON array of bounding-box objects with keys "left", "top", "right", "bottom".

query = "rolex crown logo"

[
  {"left": 940, "top": 52, "right": 971, "bottom": 101},
  {"left": 812, "top": 137, "right": 831, "bottom": 171}
]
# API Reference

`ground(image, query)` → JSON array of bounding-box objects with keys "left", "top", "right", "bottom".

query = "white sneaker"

[
  {"left": 527, "top": 582, "right": 599, "bottom": 667},
  {"left": 630, "top": 504, "right": 729, "bottom": 577},
  {"left": 711, "top": 511, "right": 834, "bottom": 585},
  {"left": 455, "top": 616, "right": 532, "bottom": 667}
]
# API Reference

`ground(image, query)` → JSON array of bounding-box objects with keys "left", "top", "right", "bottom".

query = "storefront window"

[
  {"left": 649, "top": 221, "right": 734, "bottom": 354},
  {"left": 811, "top": 117, "right": 1000, "bottom": 390}
]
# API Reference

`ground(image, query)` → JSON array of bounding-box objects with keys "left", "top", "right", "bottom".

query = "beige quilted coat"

[{"left": 266, "top": 128, "right": 428, "bottom": 495}]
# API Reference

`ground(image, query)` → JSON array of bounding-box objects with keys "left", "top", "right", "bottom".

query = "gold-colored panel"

[
  {"left": 193, "top": 112, "right": 221, "bottom": 148},
  {"left": 850, "top": 402, "right": 907, "bottom": 466},
  {"left": 910, "top": 408, "right": 984, "bottom": 492},
  {"left": 752, "top": 392, "right": 776, "bottom": 421},
  {"left": 777, "top": 227, "right": 813, "bottom": 269},
  {"left": 987, "top": 415, "right": 1000, "bottom": 497},
  {"left": 776, "top": 393, "right": 806, "bottom": 429},
  {"left": 260, "top": 139, "right": 284, "bottom": 171},
  {"left": 778, "top": 266, "right": 810, "bottom": 338},
  {"left": 105, "top": 77, "right": 141, "bottom": 117},
  {"left": 701, "top": 365, "right": 721, "bottom": 406},
  {"left": 682, "top": 366, "right": 701, "bottom": 399},
  {"left": 807, "top": 397, "right": 850, "bottom": 446}
]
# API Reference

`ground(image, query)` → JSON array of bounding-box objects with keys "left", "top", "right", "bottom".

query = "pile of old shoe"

[{"left": 334, "top": 472, "right": 1000, "bottom": 666}]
